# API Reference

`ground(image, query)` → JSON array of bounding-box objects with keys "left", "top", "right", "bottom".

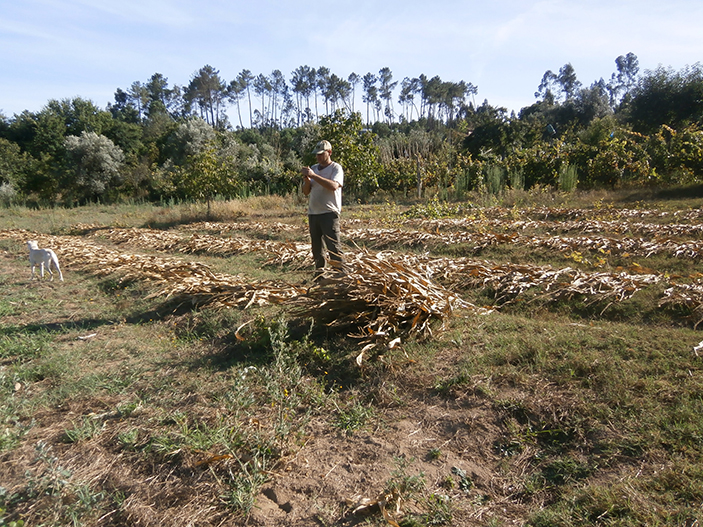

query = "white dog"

[{"left": 27, "top": 240, "right": 64, "bottom": 282}]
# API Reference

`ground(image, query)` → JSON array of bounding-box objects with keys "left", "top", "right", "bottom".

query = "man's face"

[{"left": 316, "top": 150, "right": 331, "bottom": 165}]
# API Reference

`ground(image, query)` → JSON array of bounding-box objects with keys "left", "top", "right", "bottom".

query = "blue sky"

[{"left": 2, "top": 0, "right": 703, "bottom": 121}]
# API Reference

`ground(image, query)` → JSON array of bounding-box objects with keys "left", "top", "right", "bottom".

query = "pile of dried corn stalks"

[
  {"left": 69, "top": 222, "right": 703, "bottom": 266},
  {"left": 411, "top": 217, "right": 703, "bottom": 239},
  {"left": 6, "top": 221, "right": 703, "bottom": 332},
  {"left": 290, "top": 250, "right": 486, "bottom": 349},
  {"left": 440, "top": 205, "right": 703, "bottom": 222},
  {"left": 345, "top": 226, "right": 703, "bottom": 260},
  {"left": 4, "top": 229, "right": 305, "bottom": 310},
  {"left": 68, "top": 223, "right": 311, "bottom": 266},
  {"left": 390, "top": 252, "right": 662, "bottom": 307},
  {"left": 1, "top": 229, "right": 473, "bottom": 345}
]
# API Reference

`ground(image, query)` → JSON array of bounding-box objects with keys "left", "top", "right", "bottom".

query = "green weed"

[
  {"left": 224, "top": 456, "right": 270, "bottom": 517},
  {"left": 333, "top": 399, "right": 374, "bottom": 435},
  {"left": 2, "top": 441, "right": 106, "bottom": 525},
  {"left": 62, "top": 416, "right": 105, "bottom": 443}
]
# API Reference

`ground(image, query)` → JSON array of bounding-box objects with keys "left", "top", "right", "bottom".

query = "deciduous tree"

[{"left": 64, "top": 131, "right": 125, "bottom": 202}]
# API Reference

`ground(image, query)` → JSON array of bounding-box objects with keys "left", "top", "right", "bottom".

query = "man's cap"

[{"left": 312, "top": 140, "right": 332, "bottom": 154}]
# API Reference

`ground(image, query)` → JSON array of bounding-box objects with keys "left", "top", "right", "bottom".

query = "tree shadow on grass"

[
  {"left": 617, "top": 183, "right": 703, "bottom": 202},
  {"left": 0, "top": 318, "right": 109, "bottom": 337}
]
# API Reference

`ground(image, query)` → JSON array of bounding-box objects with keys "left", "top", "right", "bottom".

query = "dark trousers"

[{"left": 308, "top": 212, "right": 342, "bottom": 270}]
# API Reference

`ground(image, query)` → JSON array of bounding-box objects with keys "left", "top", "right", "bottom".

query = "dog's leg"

[{"left": 52, "top": 253, "right": 64, "bottom": 282}]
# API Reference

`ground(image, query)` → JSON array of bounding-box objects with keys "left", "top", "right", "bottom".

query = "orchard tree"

[
  {"left": 362, "top": 73, "right": 379, "bottom": 125},
  {"left": 174, "top": 142, "right": 240, "bottom": 217},
  {"left": 236, "top": 69, "right": 255, "bottom": 128},
  {"left": 146, "top": 73, "right": 181, "bottom": 118},
  {"left": 535, "top": 70, "right": 559, "bottom": 103},
  {"left": 128, "top": 81, "right": 149, "bottom": 121},
  {"left": 165, "top": 117, "right": 216, "bottom": 166},
  {"left": 253, "top": 73, "right": 272, "bottom": 126},
  {"left": 227, "top": 77, "right": 247, "bottom": 129},
  {"left": 573, "top": 79, "right": 613, "bottom": 125},
  {"left": 557, "top": 63, "right": 581, "bottom": 101},
  {"left": 398, "top": 77, "right": 420, "bottom": 121},
  {"left": 316, "top": 66, "right": 331, "bottom": 116},
  {"left": 347, "top": 72, "right": 360, "bottom": 112},
  {"left": 314, "top": 109, "right": 383, "bottom": 196},
  {"left": 269, "top": 70, "right": 286, "bottom": 126},
  {"left": 43, "top": 98, "right": 113, "bottom": 138},
  {"left": 291, "top": 65, "right": 317, "bottom": 125}
]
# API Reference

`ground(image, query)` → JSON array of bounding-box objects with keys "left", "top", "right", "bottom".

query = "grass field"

[{"left": 1, "top": 190, "right": 702, "bottom": 526}]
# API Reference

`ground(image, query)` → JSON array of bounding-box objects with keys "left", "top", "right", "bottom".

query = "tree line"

[
  {"left": 108, "top": 65, "right": 479, "bottom": 130},
  {"left": 1, "top": 54, "right": 703, "bottom": 207}
]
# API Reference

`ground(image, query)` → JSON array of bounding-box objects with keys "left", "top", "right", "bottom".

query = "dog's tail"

[{"left": 51, "top": 251, "right": 64, "bottom": 282}]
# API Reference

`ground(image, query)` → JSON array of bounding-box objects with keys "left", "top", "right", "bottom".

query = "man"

[{"left": 302, "top": 140, "right": 344, "bottom": 277}]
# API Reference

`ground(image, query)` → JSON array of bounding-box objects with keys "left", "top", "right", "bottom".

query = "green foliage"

[
  {"left": 0, "top": 139, "right": 30, "bottom": 192},
  {"left": 314, "top": 109, "right": 384, "bottom": 197},
  {"left": 483, "top": 165, "right": 505, "bottom": 195},
  {"left": 3, "top": 61, "right": 703, "bottom": 205},
  {"left": 558, "top": 163, "right": 578, "bottom": 192},
  {"left": 173, "top": 143, "right": 240, "bottom": 211},
  {"left": 1, "top": 441, "right": 106, "bottom": 526},
  {"left": 62, "top": 416, "right": 105, "bottom": 443},
  {"left": 402, "top": 195, "right": 468, "bottom": 219},
  {"left": 63, "top": 131, "right": 125, "bottom": 203},
  {"left": 581, "top": 135, "right": 650, "bottom": 187},
  {"left": 628, "top": 63, "right": 703, "bottom": 134},
  {"left": 450, "top": 466, "right": 474, "bottom": 492},
  {"left": 646, "top": 124, "right": 703, "bottom": 185},
  {"left": 333, "top": 399, "right": 374, "bottom": 435},
  {"left": 386, "top": 457, "right": 426, "bottom": 498},
  {"left": 225, "top": 458, "right": 269, "bottom": 516}
]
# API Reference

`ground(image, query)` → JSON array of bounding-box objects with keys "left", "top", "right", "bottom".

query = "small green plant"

[
  {"left": 117, "top": 429, "right": 140, "bottom": 450},
  {"left": 383, "top": 457, "right": 455, "bottom": 527},
  {"left": 0, "top": 415, "right": 31, "bottom": 453},
  {"left": 536, "top": 457, "right": 592, "bottom": 487},
  {"left": 62, "top": 416, "right": 105, "bottom": 443},
  {"left": 558, "top": 163, "right": 579, "bottom": 192},
  {"left": 451, "top": 466, "right": 474, "bottom": 492},
  {"left": 5, "top": 441, "right": 106, "bottom": 524},
  {"left": 333, "top": 400, "right": 374, "bottom": 435},
  {"left": 509, "top": 168, "right": 525, "bottom": 190},
  {"left": 427, "top": 447, "right": 442, "bottom": 460},
  {"left": 484, "top": 165, "right": 505, "bottom": 196},
  {"left": 418, "top": 493, "right": 453, "bottom": 526},
  {"left": 0, "top": 486, "right": 23, "bottom": 527},
  {"left": 386, "top": 457, "right": 426, "bottom": 499},
  {"left": 402, "top": 196, "right": 465, "bottom": 219},
  {"left": 225, "top": 456, "right": 269, "bottom": 517},
  {"left": 116, "top": 400, "right": 141, "bottom": 418}
]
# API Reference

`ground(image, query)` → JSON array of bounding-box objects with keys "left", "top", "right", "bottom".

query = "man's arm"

[
  {"left": 302, "top": 171, "right": 312, "bottom": 195},
  {"left": 302, "top": 166, "right": 341, "bottom": 192}
]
